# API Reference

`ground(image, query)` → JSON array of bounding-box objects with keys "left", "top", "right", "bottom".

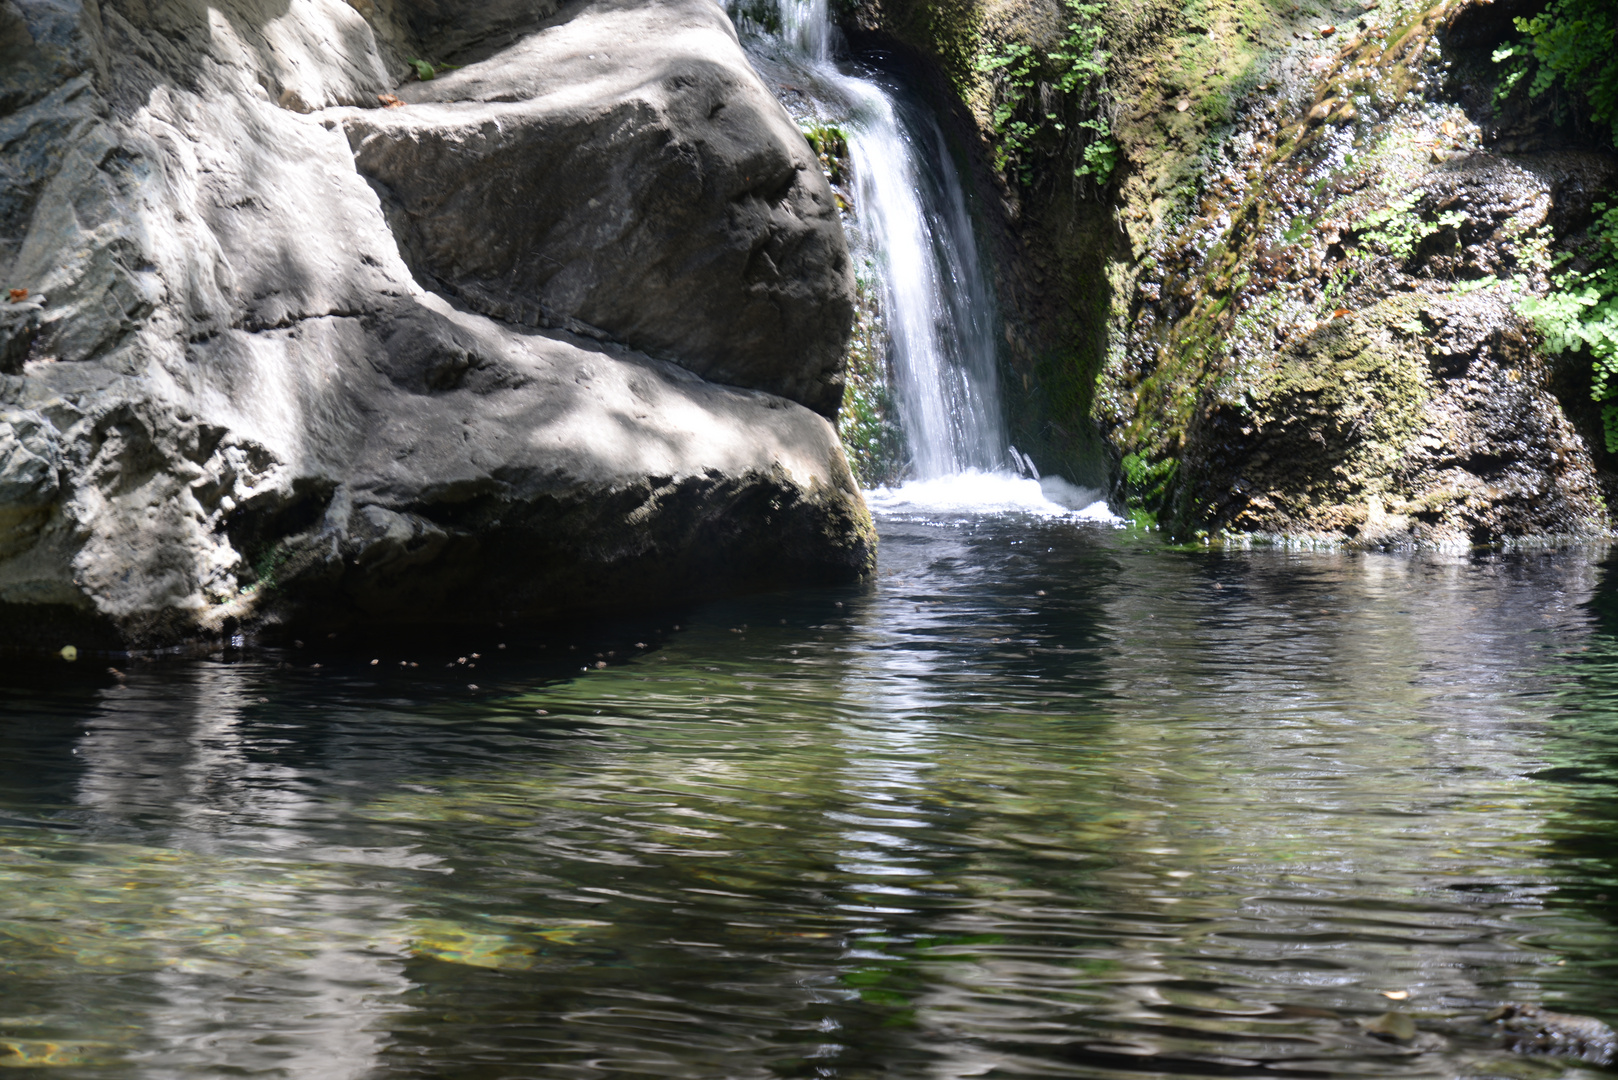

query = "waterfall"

[{"left": 736, "top": 2, "right": 1006, "bottom": 479}]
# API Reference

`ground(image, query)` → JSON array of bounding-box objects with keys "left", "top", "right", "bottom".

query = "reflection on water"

[{"left": 2, "top": 514, "right": 1618, "bottom": 1078}]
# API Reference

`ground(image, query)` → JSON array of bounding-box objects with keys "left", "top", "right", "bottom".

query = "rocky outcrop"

[
  {"left": 0, "top": 0, "right": 872, "bottom": 650},
  {"left": 845, "top": 0, "right": 1618, "bottom": 545},
  {"left": 349, "top": 0, "right": 855, "bottom": 416},
  {"left": 1101, "top": 0, "right": 1618, "bottom": 544}
]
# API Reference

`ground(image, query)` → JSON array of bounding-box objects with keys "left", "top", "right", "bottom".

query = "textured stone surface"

[
  {"left": 843, "top": 0, "right": 1618, "bottom": 544},
  {"left": 1096, "top": 0, "right": 1618, "bottom": 544},
  {"left": 347, "top": 0, "right": 855, "bottom": 417},
  {"left": 0, "top": 0, "right": 872, "bottom": 650}
]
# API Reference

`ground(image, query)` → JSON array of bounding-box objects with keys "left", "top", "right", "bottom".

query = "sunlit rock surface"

[
  {"left": 838, "top": 0, "right": 1618, "bottom": 544},
  {"left": 0, "top": 0, "right": 872, "bottom": 649},
  {"left": 1104, "top": 0, "right": 1618, "bottom": 545},
  {"left": 347, "top": 0, "right": 856, "bottom": 416}
]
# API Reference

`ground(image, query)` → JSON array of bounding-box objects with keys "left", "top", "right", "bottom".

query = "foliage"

[
  {"left": 1352, "top": 189, "right": 1465, "bottom": 263},
  {"left": 801, "top": 123, "right": 849, "bottom": 184},
  {"left": 1494, "top": 2, "right": 1618, "bottom": 449},
  {"left": 243, "top": 544, "right": 288, "bottom": 595},
  {"left": 1520, "top": 203, "right": 1618, "bottom": 449},
  {"left": 1492, "top": 0, "right": 1618, "bottom": 145},
  {"left": 406, "top": 58, "right": 459, "bottom": 81},
  {"left": 973, "top": 0, "right": 1118, "bottom": 188},
  {"left": 975, "top": 42, "right": 1041, "bottom": 179}
]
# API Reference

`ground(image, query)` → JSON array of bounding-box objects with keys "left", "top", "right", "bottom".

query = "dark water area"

[{"left": 4, "top": 512, "right": 1618, "bottom": 1078}]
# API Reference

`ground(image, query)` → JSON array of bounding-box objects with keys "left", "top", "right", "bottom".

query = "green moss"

[
  {"left": 1121, "top": 451, "right": 1178, "bottom": 513},
  {"left": 837, "top": 268, "right": 908, "bottom": 487},
  {"left": 851, "top": 0, "right": 1407, "bottom": 517},
  {"left": 801, "top": 123, "right": 850, "bottom": 183}
]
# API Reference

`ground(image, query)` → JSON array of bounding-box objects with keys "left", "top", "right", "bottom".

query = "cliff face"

[
  {"left": 843, "top": 0, "right": 1618, "bottom": 544},
  {"left": 0, "top": 0, "right": 873, "bottom": 650}
]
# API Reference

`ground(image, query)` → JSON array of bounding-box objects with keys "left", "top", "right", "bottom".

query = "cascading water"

[
  {"left": 732, "top": 0, "right": 1113, "bottom": 518},
  {"left": 737, "top": 1, "right": 1006, "bottom": 479}
]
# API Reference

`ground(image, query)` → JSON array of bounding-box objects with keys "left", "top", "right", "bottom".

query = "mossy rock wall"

[{"left": 842, "top": 0, "right": 1618, "bottom": 544}]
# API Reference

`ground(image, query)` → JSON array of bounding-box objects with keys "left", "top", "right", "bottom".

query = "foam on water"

[{"left": 865, "top": 469, "right": 1120, "bottom": 522}]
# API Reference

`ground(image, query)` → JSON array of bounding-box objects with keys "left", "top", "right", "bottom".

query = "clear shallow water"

[{"left": 3, "top": 510, "right": 1618, "bottom": 1078}]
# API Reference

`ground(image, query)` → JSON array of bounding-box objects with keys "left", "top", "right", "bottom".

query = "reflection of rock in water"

[
  {"left": 1489, "top": 1004, "right": 1617, "bottom": 1066},
  {"left": 60, "top": 666, "right": 415, "bottom": 1080}
]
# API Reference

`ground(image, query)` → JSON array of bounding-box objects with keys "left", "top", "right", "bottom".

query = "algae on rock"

[{"left": 845, "top": 0, "right": 1618, "bottom": 544}]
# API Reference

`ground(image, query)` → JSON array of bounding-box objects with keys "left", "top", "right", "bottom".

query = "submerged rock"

[
  {"left": 1363, "top": 1011, "right": 1418, "bottom": 1043},
  {"left": 0, "top": 0, "right": 872, "bottom": 649},
  {"left": 1488, "top": 1003, "right": 1617, "bottom": 1066}
]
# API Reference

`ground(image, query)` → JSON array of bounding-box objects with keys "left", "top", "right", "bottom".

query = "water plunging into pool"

[{"left": 735, "top": 0, "right": 1112, "bottom": 517}]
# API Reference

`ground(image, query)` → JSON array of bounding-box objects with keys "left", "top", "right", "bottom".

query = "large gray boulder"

[
  {"left": 0, "top": 0, "right": 872, "bottom": 650},
  {"left": 347, "top": 0, "right": 856, "bottom": 416}
]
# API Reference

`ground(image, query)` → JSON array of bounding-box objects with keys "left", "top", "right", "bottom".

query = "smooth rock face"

[
  {"left": 347, "top": 0, "right": 854, "bottom": 417},
  {"left": 0, "top": 0, "right": 872, "bottom": 649}
]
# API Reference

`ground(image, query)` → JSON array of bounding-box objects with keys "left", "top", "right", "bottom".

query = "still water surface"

[{"left": 3, "top": 501, "right": 1618, "bottom": 1078}]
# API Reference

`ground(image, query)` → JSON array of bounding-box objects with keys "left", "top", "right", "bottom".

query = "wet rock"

[
  {"left": 0, "top": 0, "right": 873, "bottom": 649},
  {"left": 1097, "top": 0, "right": 1618, "bottom": 543},
  {"left": 1488, "top": 1004, "right": 1617, "bottom": 1066}
]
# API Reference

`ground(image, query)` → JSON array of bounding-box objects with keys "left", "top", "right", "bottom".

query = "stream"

[
  {"left": 2, "top": 520, "right": 1618, "bottom": 1077},
  {"left": 0, "top": 4, "right": 1615, "bottom": 1078}
]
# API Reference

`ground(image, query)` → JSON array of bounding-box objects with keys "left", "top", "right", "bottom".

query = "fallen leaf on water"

[
  {"left": 377, "top": 93, "right": 404, "bottom": 108},
  {"left": 7, "top": 288, "right": 26, "bottom": 303}
]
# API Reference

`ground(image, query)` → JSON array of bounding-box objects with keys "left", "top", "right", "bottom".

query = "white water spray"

[
  {"left": 733, "top": 0, "right": 1115, "bottom": 518},
  {"left": 742, "top": 3, "right": 1004, "bottom": 478}
]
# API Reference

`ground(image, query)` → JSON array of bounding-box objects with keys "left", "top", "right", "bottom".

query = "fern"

[
  {"left": 1521, "top": 204, "right": 1618, "bottom": 449},
  {"left": 975, "top": 0, "right": 1116, "bottom": 187}
]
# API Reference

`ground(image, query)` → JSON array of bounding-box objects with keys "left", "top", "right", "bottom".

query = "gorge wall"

[
  {"left": 0, "top": 0, "right": 875, "bottom": 650},
  {"left": 838, "top": 0, "right": 1618, "bottom": 545}
]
